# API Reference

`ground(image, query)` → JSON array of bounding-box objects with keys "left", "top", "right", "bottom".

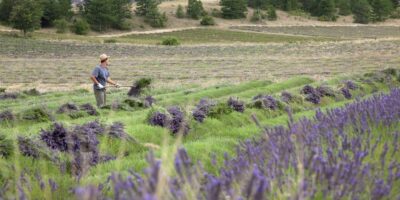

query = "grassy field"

[
  {"left": 230, "top": 26, "right": 400, "bottom": 39},
  {"left": 1, "top": 69, "right": 399, "bottom": 199},
  {"left": 1, "top": 30, "right": 399, "bottom": 92}
]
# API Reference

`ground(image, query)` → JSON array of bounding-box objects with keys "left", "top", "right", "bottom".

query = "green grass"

[
  {"left": 118, "top": 28, "right": 334, "bottom": 44},
  {"left": 0, "top": 71, "right": 399, "bottom": 199}
]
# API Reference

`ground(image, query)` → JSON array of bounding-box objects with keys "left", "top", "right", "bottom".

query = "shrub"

[
  {"left": 187, "top": 0, "right": 205, "bottom": 19},
  {"left": 0, "top": 110, "right": 15, "bottom": 122},
  {"left": 316, "top": 85, "right": 336, "bottom": 97},
  {"left": 57, "top": 103, "right": 79, "bottom": 114},
  {"left": 252, "top": 95, "right": 279, "bottom": 110},
  {"left": 301, "top": 85, "right": 316, "bottom": 95},
  {"left": 148, "top": 111, "right": 168, "bottom": 127},
  {"left": 305, "top": 93, "right": 321, "bottom": 104},
  {"left": 267, "top": 6, "right": 278, "bottom": 20},
  {"left": 200, "top": 15, "right": 215, "bottom": 25},
  {"left": 192, "top": 99, "right": 216, "bottom": 122},
  {"left": 176, "top": 5, "right": 185, "bottom": 18},
  {"left": 40, "top": 123, "right": 69, "bottom": 152},
  {"left": 71, "top": 19, "right": 90, "bottom": 35},
  {"left": 0, "top": 134, "right": 13, "bottom": 158},
  {"left": 341, "top": 88, "right": 352, "bottom": 99},
  {"left": 104, "top": 39, "right": 117, "bottom": 43},
  {"left": 54, "top": 18, "right": 69, "bottom": 33},
  {"left": 0, "top": 92, "right": 19, "bottom": 100},
  {"left": 211, "top": 8, "right": 222, "bottom": 17},
  {"left": 18, "top": 136, "right": 40, "bottom": 158},
  {"left": 145, "top": 11, "right": 167, "bottom": 28},
  {"left": 167, "top": 106, "right": 190, "bottom": 135},
  {"left": 208, "top": 102, "right": 233, "bottom": 118},
  {"left": 108, "top": 122, "right": 136, "bottom": 142},
  {"left": 80, "top": 103, "right": 99, "bottom": 116},
  {"left": 344, "top": 80, "right": 358, "bottom": 90},
  {"left": 22, "top": 107, "right": 52, "bottom": 122},
  {"left": 391, "top": 7, "right": 400, "bottom": 18},
  {"left": 144, "top": 96, "right": 156, "bottom": 107},
  {"left": 124, "top": 98, "right": 145, "bottom": 108},
  {"left": 23, "top": 88, "right": 40, "bottom": 96},
  {"left": 128, "top": 78, "right": 152, "bottom": 97},
  {"left": 281, "top": 91, "right": 293, "bottom": 103},
  {"left": 251, "top": 9, "right": 263, "bottom": 22},
  {"left": 0, "top": 88, "right": 6, "bottom": 93},
  {"left": 161, "top": 37, "right": 180, "bottom": 46},
  {"left": 68, "top": 111, "right": 86, "bottom": 119},
  {"left": 227, "top": 97, "right": 245, "bottom": 113}
]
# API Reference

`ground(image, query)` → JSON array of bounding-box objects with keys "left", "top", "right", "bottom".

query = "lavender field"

[
  {"left": 1, "top": 25, "right": 400, "bottom": 199},
  {"left": 1, "top": 67, "right": 400, "bottom": 199}
]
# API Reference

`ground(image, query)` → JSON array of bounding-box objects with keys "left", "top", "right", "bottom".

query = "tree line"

[{"left": 0, "top": 0, "right": 398, "bottom": 36}]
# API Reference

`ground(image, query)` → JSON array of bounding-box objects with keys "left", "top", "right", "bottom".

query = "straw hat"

[{"left": 99, "top": 54, "right": 109, "bottom": 62}]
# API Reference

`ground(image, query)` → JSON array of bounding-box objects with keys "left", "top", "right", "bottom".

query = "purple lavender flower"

[{"left": 227, "top": 97, "right": 245, "bottom": 113}]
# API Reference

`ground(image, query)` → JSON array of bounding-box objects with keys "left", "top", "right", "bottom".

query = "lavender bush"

[
  {"left": 0, "top": 110, "right": 15, "bottom": 122},
  {"left": 57, "top": 103, "right": 79, "bottom": 114},
  {"left": 252, "top": 95, "right": 279, "bottom": 110},
  {"left": 192, "top": 99, "right": 216, "bottom": 122},
  {"left": 227, "top": 97, "right": 245, "bottom": 113},
  {"left": 75, "top": 88, "right": 400, "bottom": 200}
]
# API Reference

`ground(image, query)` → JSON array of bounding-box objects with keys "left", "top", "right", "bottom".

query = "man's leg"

[{"left": 94, "top": 89, "right": 104, "bottom": 108}]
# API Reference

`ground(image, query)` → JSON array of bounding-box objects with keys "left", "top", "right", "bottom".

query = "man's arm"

[
  {"left": 91, "top": 76, "right": 100, "bottom": 85},
  {"left": 107, "top": 78, "right": 118, "bottom": 86}
]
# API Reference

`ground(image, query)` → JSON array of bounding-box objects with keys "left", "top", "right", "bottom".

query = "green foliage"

[
  {"left": 211, "top": 8, "right": 222, "bottom": 17},
  {"left": 338, "top": 0, "right": 352, "bottom": 15},
  {"left": 124, "top": 98, "right": 145, "bottom": 108},
  {"left": 352, "top": 0, "right": 372, "bottom": 23},
  {"left": 104, "top": 39, "right": 117, "bottom": 43},
  {"left": 21, "top": 107, "right": 52, "bottom": 122},
  {"left": 285, "top": 0, "right": 299, "bottom": 11},
  {"left": 0, "top": 134, "right": 13, "bottom": 159},
  {"left": 248, "top": 0, "right": 270, "bottom": 9},
  {"left": 371, "top": 0, "right": 394, "bottom": 21},
  {"left": 207, "top": 102, "right": 233, "bottom": 118},
  {"left": 71, "top": 18, "right": 90, "bottom": 35},
  {"left": 68, "top": 111, "right": 86, "bottom": 119},
  {"left": 220, "top": 0, "right": 248, "bottom": 19},
  {"left": 316, "top": 0, "right": 337, "bottom": 21},
  {"left": 176, "top": 5, "right": 185, "bottom": 18},
  {"left": 161, "top": 37, "right": 180, "bottom": 45},
  {"left": 136, "top": 0, "right": 159, "bottom": 16},
  {"left": 0, "top": 88, "right": 6, "bottom": 93},
  {"left": 145, "top": 10, "right": 168, "bottom": 28},
  {"left": 9, "top": 0, "right": 43, "bottom": 36},
  {"left": 267, "top": 6, "right": 278, "bottom": 20},
  {"left": 187, "top": 0, "right": 205, "bottom": 19},
  {"left": 0, "top": 0, "right": 17, "bottom": 23},
  {"left": 251, "top": 9, "right": 263, "bottom": 22},
  {"left": 23, "top": 88, "right": 40, "bottom": 96},
  {"left": 82, "top": 0, "right": 132, "bottom": 31},
  {"left": 40, "top": 0, "right": 72, "bottom": 27},
  {"left": 391, "top": 7, "right": 400, "bottom": 18},
  {"left": 200, "top": 16, "right": 216, "bottom": 25},
  {"left": 54, "top": 18, "right": 69, "bottom": 33}
]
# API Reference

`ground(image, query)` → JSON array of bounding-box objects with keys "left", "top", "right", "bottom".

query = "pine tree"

[
  {"left": 83, "top": 0, "right": 131, "bottom": 31},
  {"left": 136, "top": 0, "right": 159, "bottom": 16},
  {"left": 10, "top": 0, "right": 43, "bottom": 36},
  {"left": 352, "top": 0, "right": 372, "bottom": 23},
  {"left": 187, "top": 0, "right": 204, "bottom": 19},
  {"left": 371, "top": 0, "right": 394, "bottom": 21},
  {"left": 220, "top": 0, "right": 248, "bottom": 19},
  {"left": 248, "top": 0, "right": 270, "bottom": 9},
  {"left": 338, "top": 0, "right": 351, "bottom": 15},
  {"left": 285, "top": 0, "right": 299, "bottom": 11},
  {"left": 41, "top": 0, "right": 73, "bottom": 27},
  {"left": 0, "top": 0, "right": 18, "bottom": 23},
  {"left": 176, "top": 5, "right": 185, "bottom": 18},
  {"left": 317, "top": 0, "right": 337, "bottom": 21},
  {"left": 267, "top": 5, "right": 278, "bottom": 20}
]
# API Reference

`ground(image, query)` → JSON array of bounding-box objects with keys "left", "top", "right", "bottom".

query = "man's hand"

[
  {"left": 115, "top": 83, "right": 120, "bottom": 88},
  {"left": 98, "top": 83, "right": 105, "bottom": 89}
]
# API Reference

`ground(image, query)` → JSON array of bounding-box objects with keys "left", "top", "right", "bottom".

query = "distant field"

[
  {"left": 0, "top": 35, "right": 399, "bottom": 91},
  {"left": 231, "top": 26, "right": 400, "bottom": 38},
  {"left": 117, "top": 28, "right": 331, "bottom": 44}
]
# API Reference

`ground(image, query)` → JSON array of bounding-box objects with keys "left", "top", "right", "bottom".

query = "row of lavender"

[{"left": 75, "top": 88, "right": 400, "bottom": 199}]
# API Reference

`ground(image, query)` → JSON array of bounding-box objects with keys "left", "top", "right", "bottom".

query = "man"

[{"left": 90, "top": 54, "right": 120, "bottom": 108}]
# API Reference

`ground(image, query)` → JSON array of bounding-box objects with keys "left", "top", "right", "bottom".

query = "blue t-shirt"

[{"left": 92, "top": 65, "right": 109, "bottom": 90}]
